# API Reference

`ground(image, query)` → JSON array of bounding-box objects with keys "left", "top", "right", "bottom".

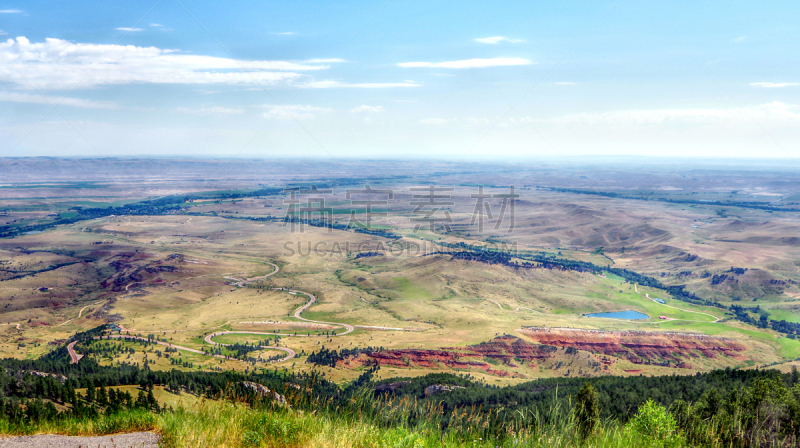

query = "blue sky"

[{"left": 0, "top": 0, "right": 798, "bottom": 159}]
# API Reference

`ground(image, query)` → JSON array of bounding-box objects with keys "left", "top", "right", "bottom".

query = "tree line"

[
  {"left": 305, "top": 346, "right": 383, "bottom": 367},
  {"left": 3, "top": 329, "right": 800, "bottom": 446},
  {"left": 429, "top": 243, "right": 800, "bottom": 338},
  {"left": 540, "top": 186, "right": 800, "bottom": 213}
]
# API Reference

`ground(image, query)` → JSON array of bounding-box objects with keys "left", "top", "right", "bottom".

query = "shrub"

[{"left": 626, "top": 399, "right": 683, "bottom": 446}]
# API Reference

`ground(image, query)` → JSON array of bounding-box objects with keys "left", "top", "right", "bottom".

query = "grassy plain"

[{"left": 1, "top": 165, "right": 800, "bottom": 383}]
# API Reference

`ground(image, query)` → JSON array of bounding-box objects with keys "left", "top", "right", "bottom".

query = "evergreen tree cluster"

[{"left": 306, "top": 346, "right": 382, "bottom": 367}]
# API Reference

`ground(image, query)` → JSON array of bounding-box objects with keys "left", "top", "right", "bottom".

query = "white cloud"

[
  {"left": 0, "top": 37, "right": 330, "bottom": 90},
  {"left": 732, "top": 36, "right": 746, "bottom": 43},
  {"left": 750, "top": 82, "right": 799, "bottom": 88},
  {"left": 554, "top": 81, "right": 576, "bottom": 85},
  {"left": 398, "top": 57, "right": 532, "bottom": 69},
  {"left": 0, "top": 37, "right": 412, "bottom": 91},
  {"left": 116, "top": 27, "right": 145, "bottom": 32},
  {"left": 420, "top": 118, "right": 449, "bottom": 125},
  {"left": 474, "top": 36, "right": 526, "bottom": 44},
  {"left": 0, "top": 91, "right": 117, "bottom": 109},
  {"left": 350, "top": 105, "right": 384, "bottom": 113},
  {"left": 0, "top": 9, "right": 21, "bottom": 13},
  {"left": 302, "top": 58, "right": 348, "bottom": 63},
  {"left": 270, "top": 32, "right": 297, "bottom": 35},
  {"left": 262, "top": 104, "right": 333, "bottom": 120},
  {"left": 0, "top": 30, "right": 6, "bottom": 36},
  {"left": 176, "top": 106, "right": 245, "bottom": 115},
  {"left": 303, "top": 80, "right": 420, "bottom": 88},
  {"left": 519, "top": 102, "right": 800, "bottom": 126},
  {"left": 150, "top": 23, "right": 163, "bottom": 27}
]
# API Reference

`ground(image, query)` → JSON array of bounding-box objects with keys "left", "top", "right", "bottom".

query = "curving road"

[
  {"left": 67, "top": 341, "right": 83, "bottom": 364},
  {"left": 74, "top": 259, "right": 368, "bottom": 365},
  {"left": 98, "top": 334, "right": 295, "bottom": 363},
  {"left": 644, "top": 293, "right": 721, "bottom": 323},
  {"left": 485, "top": 298, "right": 538, "bottom": 313},
  {"left": 60, "top": 301, "right": 102, "bottom": 326},
  {"left": 283, "top": 288, "right": 354, "bottom": 335},
  {"left": 203, "top": 331, "right": 297, "bottom": 362},
  {"left": 94, "top": 260, "right": 352, "bottom": 365},
  {"left": 223, "top": 261, "right": 280, "bottom": 287},
  {"left": 204, "top": 288, "right": 355, "bottom": 353}
]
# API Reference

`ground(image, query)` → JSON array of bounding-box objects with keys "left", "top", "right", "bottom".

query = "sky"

[{"left": 0, "top": 0, "right": 799, "bottom": 160}]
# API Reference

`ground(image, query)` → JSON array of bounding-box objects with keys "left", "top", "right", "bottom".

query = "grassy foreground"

[
  {"left": 0, "top": 400, "right": 682, "bottom": 448},
  {"left": 2, "top": 346, "right": 797, "bottom": 447}
]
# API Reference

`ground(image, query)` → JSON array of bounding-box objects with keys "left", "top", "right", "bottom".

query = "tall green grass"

[
  {"left": 0, "top": 397, "right": 689, "bottom": 448},
  {"left": 0, "top": 408, "right": 157, "bottom": 436},
  {"left": 156, "top": 399, "right": 685, "bottom": 448}
]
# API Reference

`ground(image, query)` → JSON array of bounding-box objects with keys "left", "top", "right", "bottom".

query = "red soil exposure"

[
  {"left": 362, "top": 349, "right": 509, "bottom": 375},
  {"left": 519, "top": 327, "right": 746, "bottom": 366},
  {"left": 100, "top": 252, "right": 177, "bottom": 292},
  {"left": 451, "top": 334, "right": 559, "bottom": 362},
  {"left": 349, "top": 335, "right": 556, "bottom": 377}
]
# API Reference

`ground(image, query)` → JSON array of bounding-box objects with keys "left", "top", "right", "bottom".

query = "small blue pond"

[{"left": 586, "top": 310, "right": 649, "bottom": 320}]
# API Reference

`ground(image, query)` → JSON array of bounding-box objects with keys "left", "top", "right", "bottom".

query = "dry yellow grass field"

[{"left": 2, "top": 175, "right": 800, "bottom": 383}]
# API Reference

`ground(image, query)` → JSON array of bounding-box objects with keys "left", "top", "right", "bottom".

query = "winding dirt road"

[
  {"left": 60, "top": 301, "right": 102, "bottom": 326},
  {"left": 204, "top": 288, "right": 355, "bottom": 356},
  {"left": 223, "top": 262, "right": 280, "bottom": 287},
  {"left": 630, "top": 289, "right": 721, "bottom": 324},
  {"left": 86, "top": 260, "right": 354, "bottom": 365},
  {"left": 202, "top": 331, "right": 297, "bottom": 361},
  {"left": 284, "top": 288, "right": 354, "bottom": 335},
  {"left": 73, "top": 258, "right": 419, "bottom": 366},
  {"left": 644, "top": 292, "right": 721, "bottom": 323},
  {"left": 485, "top": 298, "right": 538, "bottom": 313},
  {"left": 99, "top": 334, "right": 295, "bottom": 363}
]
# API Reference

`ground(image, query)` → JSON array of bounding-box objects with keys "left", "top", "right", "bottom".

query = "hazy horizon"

[{"left": 1, "top": 1, "right": 799, "bottom": 160}]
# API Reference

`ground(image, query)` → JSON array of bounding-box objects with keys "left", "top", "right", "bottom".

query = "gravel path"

[
  {"left": 0, "top": 432, "right": 159, "bottom": 447},
  {"left": 203, "top": 331, "right": 296, "bottom": 361}
]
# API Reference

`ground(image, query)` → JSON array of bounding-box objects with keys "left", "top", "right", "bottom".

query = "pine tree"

[
  {"left": 147, "top": 389, "right": 160, "bottom": 412},
  {"left": 574, "top": 383, "right": 600, "bottom": 440},
  {"left": 97, "top": 386, "right": 108, "bottom": 406},
  {"left": 136, "top": 390, "right": 148, "bottom": 408},
  {"left": 85, "top": 385, "right": 95, "bottom": 403}
]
